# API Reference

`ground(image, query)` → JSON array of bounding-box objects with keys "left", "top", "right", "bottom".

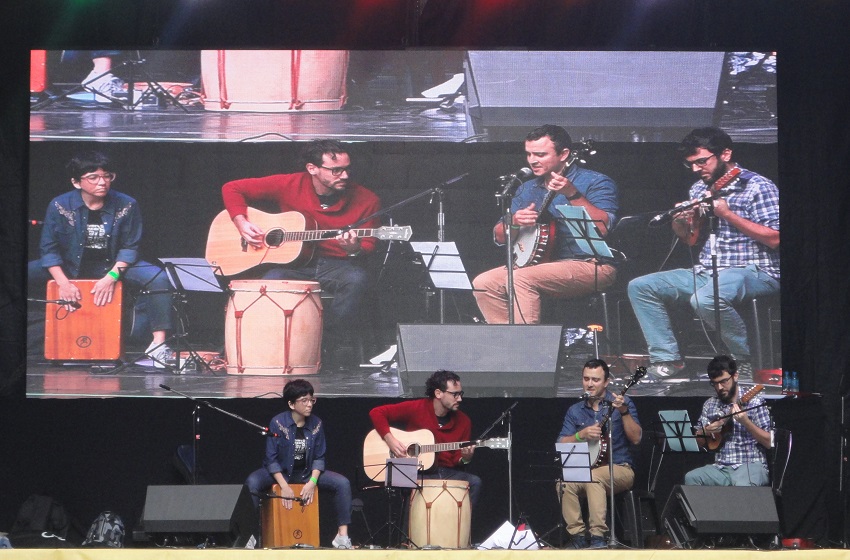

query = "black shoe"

[{"left": 568, "top": 535, "right": 588, "bottom": 549}]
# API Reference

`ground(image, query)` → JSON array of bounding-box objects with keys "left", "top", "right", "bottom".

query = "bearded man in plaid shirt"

[{"left": 685, "top": 355, "right": 772, "bottom": 486}]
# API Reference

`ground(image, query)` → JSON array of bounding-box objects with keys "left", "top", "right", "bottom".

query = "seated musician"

[
  {"left": 472, "top": 124, "right": 618, "bottom": 324},
  {"left": 27, "top": 151, "right": 174, "bottom": 366},
  {"left": 245, "top": 379, "right": 353, "bottom": 549},
  {"left": 627, "top": 127, "right": 780, "bottom": 382},
  {"left": 556, "top": 359, "right": 641, "bottom": 549},
  {"left": 686, "top": 355, "right": 772, "bottom": 486},
  {"left": 221, "top": 139, "right": 381, "bottom": 368},
  {"left": 368, "top": 369, "right": 481, "bottom": 508}
]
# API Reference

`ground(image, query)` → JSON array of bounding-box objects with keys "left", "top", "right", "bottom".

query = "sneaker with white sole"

[
  {"left": 83, "top": 72, "right": 126, "bottom": 103},
  {"left": 332, "top": 534, "right": 352, "bottom": 549},
  {"left": 644, "top": 361, "right": 686, "bottom": 382},
  {"left": 145, "top": 342, "right": 173, "bottom": 369},
  {"left": 736, "top": 361, "right": 754, "bottom": 384}
]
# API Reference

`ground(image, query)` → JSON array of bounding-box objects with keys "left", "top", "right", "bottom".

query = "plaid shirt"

[
  {"left": 689, "top": 167, "right": 780, "bottom": 280},
  {"left": 697, "top": 386, "right": 771, "bottom": 467}
]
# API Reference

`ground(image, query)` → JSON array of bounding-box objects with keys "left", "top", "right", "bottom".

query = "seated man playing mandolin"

[
  {"left": 219, "top": 139, "right": 382, "bottom": 368},
  {"left": 367, "top": 369, "right": 481, "bottom": 508},
  {"left": 472, "top": 124, "right": 619, "bottom": 324},
  {"left": 686, "top": 355, "right": 772, "bottom": 487},
  {"left": 557, "top": 359, "right": 642, "bottom": 549}
]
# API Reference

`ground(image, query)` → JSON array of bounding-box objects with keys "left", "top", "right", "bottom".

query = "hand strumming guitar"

[{"left": 233, "top": 214, "right": 264, "bottom": 248}]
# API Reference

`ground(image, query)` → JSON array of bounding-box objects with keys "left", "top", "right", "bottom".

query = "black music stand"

[
  {"left": 535, "top": 442, "right": 592, "bottom": 548},
  {"left": 648, "top": 410, "right": 703, "bottom": 493},
  {"left": 361, "top": 458, "right": 420, "bottom": 549},
  {"left": 409, "top": 241, "right": 473, "bottom": 324}
]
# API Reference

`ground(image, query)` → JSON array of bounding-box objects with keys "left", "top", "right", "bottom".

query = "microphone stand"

[
  {"left": 705, "top": 198, "right": 727, "bottom": 356},
  {"left": 495, "top": 177, "right": 522, "bottom": 324},
  {"left": 159, "top": 384, "right": 276, "bottom": 484},
  {"left": 478, "top": 401, "right": 518, "bottom": 522}
]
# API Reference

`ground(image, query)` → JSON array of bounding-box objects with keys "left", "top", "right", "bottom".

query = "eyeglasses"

[
  {"left": 320, "top": 165, "right": 352, "bottom": 177},
  {"left": 80, "top": 172, "right": 116, "bottom": 183},
  {"left": 444, "top": 390, "right": 464, "bottom": 399},
  {"left": 295, "top": 397, "right": 317, "bottom": 405},
  {"left": 682, "top": 154, "right": 716, "bottom": 169},
  {"left": 708, "top": 376, "right": 734, "bottom": 387}
]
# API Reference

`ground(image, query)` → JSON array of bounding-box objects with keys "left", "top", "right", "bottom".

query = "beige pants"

[
  {"left": 472, "top": 260, "right": 616, "bottom": 324},
  {"left": 559, "top": 463, "right": 634, "bottom": 538}
]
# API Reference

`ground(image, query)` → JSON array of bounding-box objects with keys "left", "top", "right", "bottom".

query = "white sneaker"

[
  {"left": 332, "top": 534, "right": 352, "bottom": 549},
  {"left": 83, "top": 72, "right": 126, "bottom": 103},
  {"left": 145, "top": 342, "right": 173, "bottom": 369}
]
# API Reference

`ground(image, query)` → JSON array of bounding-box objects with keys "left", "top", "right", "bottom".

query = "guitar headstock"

[
  {"left": 376, "top": 225, "right": 413, "bottom": 241},
  {"left": 566, "top": 139, "right": 596, "bottom": 167},
  {"left": 625, "top": 366, "right": 646, "bottom": 389}
]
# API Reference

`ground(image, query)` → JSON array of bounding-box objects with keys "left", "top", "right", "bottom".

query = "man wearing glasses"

[
  {"left": 221, "top": 139, "right": 381, "bottom": 368},
  {"left": 627, "top": 127, "right": 780, "bottom": 382},
  {"left": 245, "top": 379, "right": 354, "bottom": 548},
  {"left": 368, "top": 369, "right": 481, "bottom": 507},
  {"left": 685, "top": 355, "right": 772, "bottom": 486},
  {"left": 28, "top": 151, "right": 174, "bottom": 366}
]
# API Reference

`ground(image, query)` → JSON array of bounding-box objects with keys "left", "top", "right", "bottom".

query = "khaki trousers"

[{"left": 559, "top": 463, "right": 634, "bottom": 538}]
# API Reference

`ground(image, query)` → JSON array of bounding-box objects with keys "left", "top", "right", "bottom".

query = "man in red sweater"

[
  {"left": 222, "top": 139, "right": 381, "bottom": 367},
  {"left": 368, "top": 370, "right": 481, "bottom": 507}
]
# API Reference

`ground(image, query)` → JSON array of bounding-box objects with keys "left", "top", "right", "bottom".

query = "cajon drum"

[
  {"left": 44, "top": 279, "right": 123, "bottom": 360},
  {"left": 261, "top": 483, "right": 319, "bottom": 548}
]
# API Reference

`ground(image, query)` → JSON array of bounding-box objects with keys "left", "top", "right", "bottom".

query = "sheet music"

[
  {"left": 658, "top": 410, "right": 700, "bottom": 452},
  {"left": 159, "top": 257, "right": 224, "bottom": 293},
  {"left": 409, "top": 241, "right": 473, "bottom": 290},
  {"left": 552, "top": 204, "right": 614, "bottom": 259},
  {"left": 555, "top": 442, "right": 592, "bottom": 483}
]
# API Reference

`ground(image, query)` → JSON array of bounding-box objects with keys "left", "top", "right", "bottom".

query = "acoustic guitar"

[
  {"left": 205, "top": 207, "right": 412, "bottom": 276},
  {"left": 362, "top": 427, "right": 510, "bottom": 482},
  {"left": 696, "top": 384, "right": 765, "bottom": 452}
]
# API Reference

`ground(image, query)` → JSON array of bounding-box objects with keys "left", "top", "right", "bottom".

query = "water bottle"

[
  {"left": 790, "top": 371, "right": 800, "bottom": 393},
  {"left": 782, "top": 370, "right": 790, "bottom": 393}
]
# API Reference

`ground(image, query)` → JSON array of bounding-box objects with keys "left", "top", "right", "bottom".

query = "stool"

[
  {"left": 261, "top": 483, "right": 319, "bottom": 548},
  {"left": 615, "top": 489, "right": 659, "bottom": 548},
  {"left": 44, "top": 279, "right": 123, "bottom": 361}
]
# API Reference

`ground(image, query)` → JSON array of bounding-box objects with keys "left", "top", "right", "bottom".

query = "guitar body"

[
  {"left": 206, "top": 208, "right": 315, "bottom": 276},
  {"left": 682, "top": 167, "right": 742, "bottom": 247},
  {"left": 363, "top": 428, "right": 436, "bottom": 482},
  {"left": 696, "top": 384, "right": 765, "bottom": 452},
  {"left": 513, "top": 222, "right": 556, "bottom": 268}
]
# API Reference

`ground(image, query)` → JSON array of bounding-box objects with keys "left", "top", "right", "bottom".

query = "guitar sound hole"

[{"left": 265, "top": 229, "right": 285, "bottom": 248}]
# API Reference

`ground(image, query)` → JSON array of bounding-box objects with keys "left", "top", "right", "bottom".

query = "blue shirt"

[
  {"left": 689, "top": 167, "right": 780, "bottom": 280},
  {"left": 264, "top": 411, "right": 327, "bottom": 478},
  {"left": 38, "top": 189, "right": 141, "bottom": 278},
  {"left": 506, "top": 164, "right": 619, "bottom": 261},
  {"left": 558, "top": 391, "right": 640, "bottom": 468}
]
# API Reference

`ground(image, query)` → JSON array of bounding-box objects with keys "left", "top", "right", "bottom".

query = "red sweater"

[
  {"left": 222, "top": 172, "right": 381, "bottom": 258},
  {"left": 369, "top": 398, "right": 472, "bottom": 469}
]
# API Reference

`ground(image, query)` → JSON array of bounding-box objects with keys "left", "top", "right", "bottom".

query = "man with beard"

[
  {"left": 685, "top": 355, "right": 772, "bottom": 486},
  {"left": 221, "top": 140, "right": 381, "bottom": 367},
  {"left": 557, "top": 359, "right": 641, "bottom": 549},
  {"left": 472, "top": 124, "right": 618, "bottom": 324},
  {"left": 627, "top": 127, "right": 780, "bottom": 382}
]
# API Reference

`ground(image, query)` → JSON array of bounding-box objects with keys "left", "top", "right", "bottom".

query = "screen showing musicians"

[
  {"left": 556, "top": 359, "right": 642, "bottom": 549},
  {"left": 687, "top": 355, "right": 772, "bottom": 486},
  {"left": 627, "top": 127, "right": 780, "bottom": 383},
  {"left": 472, "top": 124, "right": 618, "bottom": 325}
]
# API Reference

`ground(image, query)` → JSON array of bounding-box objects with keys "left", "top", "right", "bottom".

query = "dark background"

[{"left": 2, "top": 0, "right": 849, "bottom": 548}]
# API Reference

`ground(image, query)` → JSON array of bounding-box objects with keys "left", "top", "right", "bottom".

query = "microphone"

[
  {"left": 648, "top": 188, "right": 732, "bottom": 227},
  {"left": 57, "top": 299, "right": 82, "bottom": 309},
  {"left": 498, "top": 167, "right": 534, "bottom": 183},
  {"left": 441, "top": 172, "right": 470, "bottom": 187},
  {"left": 579, "top": 392, "right": 592, "bottom": 401}
]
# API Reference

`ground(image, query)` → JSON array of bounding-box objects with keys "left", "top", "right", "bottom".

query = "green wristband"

[
  {"left": 309, "top": 476, "right": 318, "bottom": 485},
  {"left": 107, "top": 270, "right": 120, "bottom": 281},
  {"left": 574, "top": 433, "right": 583, "bottom": 442}
]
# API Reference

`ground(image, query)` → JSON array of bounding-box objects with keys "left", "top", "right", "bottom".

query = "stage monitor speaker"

[
  {"left": 662, "top": 485, "right": 779, "bottom": 547},
  {"left": 464, "top": 51, "right": 725, "bottom": 142},
  {"left": 396, "top": 324, "right": 561, "bottom": 397},
  {"left": 143, "top": 484, "right": 258, "bottom": 548}
]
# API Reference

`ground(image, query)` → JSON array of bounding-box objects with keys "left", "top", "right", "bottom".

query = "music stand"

[
  {"left": 362, "top": 458, "right": 420, "bottom": 549},
  {"left": 536, "top": 442, "right": 592, "bottom": 548},
  {"left": 409, "top": 241, "right": 473, "bottom": 324},
  {"left": 553, "top": 204, "right": 616, "bottom": 260},
  {"left": 648, "top": 410, "right": 703, "bottom": 493},
  {"left": 133, "top": 258, "right": 225, "bottom": 373}
]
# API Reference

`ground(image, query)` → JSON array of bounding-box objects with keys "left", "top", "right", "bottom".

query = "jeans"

[
  {"left": 245, "top": 468, "right": 352, "bottom": 527},
  {"left": 261, "top": 257, "right": 368, "bottom": 331},
  {"left": 28, "top": 259, "right": 173, "bottom": 333},
  {"left": 627, "top": 265, "right": 779, "bottom": 363},
  {"left": 684, "top": 462, "right": 769, "bottom": 486}
]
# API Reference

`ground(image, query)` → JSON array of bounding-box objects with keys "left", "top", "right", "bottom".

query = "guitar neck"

[
  {"left": 417, "top": 441, "right": 469, "bottom": 454},
  {"left": 285, "top": 228, "right": 380, "bottom": 242}
]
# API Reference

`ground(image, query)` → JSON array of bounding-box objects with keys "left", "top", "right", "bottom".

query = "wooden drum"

[
  {"left": 44, "top": 279, "right": 123, "bottom": 361},
  {"left": 261, "top": 483, "right": 319, "bottom": 548},
  {"left": 224, "top": 280, "right": 322, "bottom": 375},
  {"left": 409, "top": 480, "right": 471, "bottom": 549},
  {"left": 201, "top": 50, "right": 349, "bottom": 112}
]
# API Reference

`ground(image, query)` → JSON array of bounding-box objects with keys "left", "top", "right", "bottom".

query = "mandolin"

[
  {"left": 695, "top": 384, "right": 765, "bottom": 452},
  {"left": 678, "top": 166, "right": 741, "bottom": 246}
]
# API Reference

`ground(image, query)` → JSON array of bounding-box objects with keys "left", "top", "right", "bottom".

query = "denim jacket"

[
  {"left": 264, "top": 411, "right": 327, "bottom": 478},
  {"left": 38, "top": 189, "right": 141, "bottom": 278}
]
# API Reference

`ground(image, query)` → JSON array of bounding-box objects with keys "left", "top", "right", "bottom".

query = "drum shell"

[
  {"left": 224, "top": 280, "right": 322, "bottom": 375},
  {"left": 200, "top": 50, "right": 349, "bottom": 112},
  {"left": 261, "top": 483, "right": 319, "bottom": 548},
  {"left": 409, "top": 480, "right": 471, "bottom": 549},
  {"left": 44, "top": 279, "right": 123, "bottom": 361}
]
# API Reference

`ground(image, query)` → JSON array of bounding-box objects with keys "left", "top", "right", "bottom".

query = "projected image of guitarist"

[
  {"left": 473, "top": 124, "right": 619, "bottom": 324},
  {"left": 556, "top": 359, "right": 642, "bottom": 549},
  {"left": 367, "top": 370, "right": 482, "bottom": 508},
  {"left": 686, "top": 355, "right": 772, "bottom": 487},
  {"left": 216, "top": 139, "right": 382, "bottom": 370}
]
